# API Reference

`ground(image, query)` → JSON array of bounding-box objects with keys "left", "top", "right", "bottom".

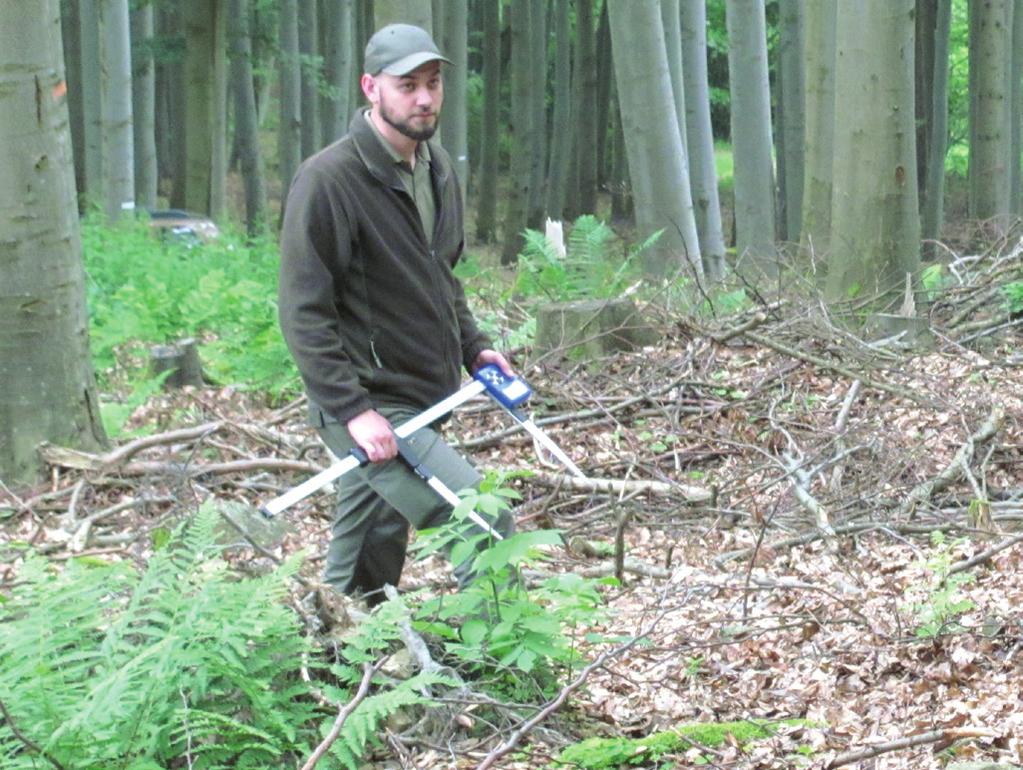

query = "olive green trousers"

[{"left": 315, "top": 405, "right": 513, "bottom": 602}]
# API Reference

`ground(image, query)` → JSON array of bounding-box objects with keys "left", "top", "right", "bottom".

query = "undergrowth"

[{"left": 81, "top": 213, "right": 298, "bottom": 404}]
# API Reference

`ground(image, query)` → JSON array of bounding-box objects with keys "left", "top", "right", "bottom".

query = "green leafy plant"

[
  {"left": 901, "top": 531, "right": 976, "bottom": 639},
  {"left": 0, "top": 502, "right": 321, "bottom": 769},
  {"left": 81, "top": 214, "right": 298, "bottom": 399},
  {"left": 1001, "top": 280, "right": 1023, "bottom": 315},
  {"left": 411, "top": 473, "right": 609, "bottom": 697},
  {"left": 514, "top": 214, "right": 657, "bottom": 302}
]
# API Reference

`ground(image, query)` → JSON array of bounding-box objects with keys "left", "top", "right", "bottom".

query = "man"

[{"left": 278, "top": 24, "right": 513, "bottom": 604}]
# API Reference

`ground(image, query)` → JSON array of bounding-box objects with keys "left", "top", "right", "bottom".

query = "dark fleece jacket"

[{"left": 278, "top": 111, "right": 490, "bottom": 424}]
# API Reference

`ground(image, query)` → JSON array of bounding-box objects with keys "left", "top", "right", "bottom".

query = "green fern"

[
  {"left": 515, "top": 215, "right": 652, "bottom": 301},
  {"left": 0, "top": 503, "right": 322, "bottom": 769}
]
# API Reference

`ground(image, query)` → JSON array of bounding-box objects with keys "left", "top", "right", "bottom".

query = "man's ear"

[{"left": 360, "top": 73, "right": 378, "bottom": 104}]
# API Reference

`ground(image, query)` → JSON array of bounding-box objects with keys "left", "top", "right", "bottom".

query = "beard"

[{"left": 378, "top": 96, "right": 439, "bottom": 142}]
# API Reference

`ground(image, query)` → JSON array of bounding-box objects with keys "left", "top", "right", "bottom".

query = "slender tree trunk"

[
  {"left": 921, "top": 0, "right": 952, "bottom": 255},
  {"left": 182, "top": 0, "right": 226, "bottom": 218},
  {"left": 298, "top": 0, "right": 321, "bottom": 159},
  {"left": 79, "top": 0, "right": 105, "bottom": 207},
  {"left": 323, "top": 0, "right": 356, "bottom": 142},
  {"left": 776, "top": 0, "right": 804, "bottom": 244},
  {"left": 1011, "top": 0, "right": 1023, "bottom": 215},
  {"left": 500, "top": 0, "right": 532, "bottom": 264},
  {"left": 968, "top": 0, "right": 1014, "bottom": 229},
  {"left": 545, "top": 0, "right": 573, "bottom": 220},
  {"left": 279, "top": 0, "right": 302, "bottom": 201},
  {"left": 594, "top": 1, "right": 613, "bottom": 190},
  {"left": 440, "top": 0, "right": 468, "bottom": 204},
  {"left": 61, "top": 0, "right": 87, "bottom": 208},
  {"left": 0, "top": 0, "right": 107, "bottom": 485},
  {"left": 681, "top": 0, "right": 726, "bottom": 281},
  {"left": 725, "top": 0, "right": 777, "bottom": 269},
  {"left": 608, "top": 0, "right": 702, "bottom": 279},
  {"left": 826, "top": 0, "right": 920, "bottom": 306},
  {"left": 525, "top": 0, "right": 547, "bottom": 229},
  {"left": 475, "top": 0, "right": 500, "bottom": 242},
  {"left": 374, "top": 0, "right": 432, "bottom": 30},
  {"left": 574, "top": 0, "right": 598, "bottom": 215},
  {"left": 799, "top": 0, "right": 836, "bottom": 260},
  {"left": 131, "top": 1, "right": 157, "bottom": 209},
  {"left": 230, "top": 0, "right": 267, "bottom": 234},
  {"left": 661, "top": 0, "right": 689, "bottom": 156},
  {"left": 98, "top": 0, "right": 134, "bottom": 220}
]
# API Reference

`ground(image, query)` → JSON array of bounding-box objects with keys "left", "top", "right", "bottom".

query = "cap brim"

[{"left": 380, "top": 52, "right": 452, "bottom": 76}]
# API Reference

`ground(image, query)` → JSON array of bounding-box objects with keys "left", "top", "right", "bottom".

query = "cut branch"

[{"left": 826, "top": 726, "right": 1001, "bottom": 768}]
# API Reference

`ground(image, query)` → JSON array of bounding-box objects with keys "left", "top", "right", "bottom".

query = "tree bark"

[
  {"left": 776, "top": 0, "right": 804, "bottom": 244},
  {"left": 545, "top": 0, "right": 573, "bottom": 220},
  {"left": 798, "top": 0, "right": 836, "bottom": 260},
  {"left": 968, "top": 0, "right": 1014, "bottom": 229},
  {"left": 1010, "top": 0, "right": 1023, "bottom": 215},
  {"left": 500, "top": 0, "right": 533, "bottom": 264},
  {"left": 182, "top": 0, "right": 226, "bottom": 219},
  {"left": 439, "top": 0, "right": 468, "bottom": 205},
  {"left": 474, "top": 0, "right": 500, "bottom": 242},
  {"left": 0, "top": 0, "right": 107, "bottom": 485},
  {"left": 920, "top": 0, "right": 952, "bottom": 256},
  {"left": 79, "top": 0, "right": 105, "bottom": 208},
  {"left": 298, "top": 0, "right": 321, "bottom": 159},
  {"left": 525, "top": 0, "right": 547, "bottom": 229},
  {"left": 61, "top": 0, "right": 87, "bottom": 208},
  {"left": 574, "top": 0, "right": 598, "bottom": 215},
  {"left": 98, "top": 0, "right": 135, "bottom": 221},
  {"left": 608, "top": 0, "right": 702, "bottom": 279},
  {"left": 725, "top": 0, "right": 777, "bottom": 270},
  {"left": 279, "top": 0, "right": 303, "bottom": 203},
  {"left": 229, "top": 0, "right": 267, "bottom": 234},
  {"left": 681, "top": 0, "right": 726, "bottom": 281},
  {"left": 322, "top": 0, "right": 356, "bottom": 143},
  {"left": 825, "top": 0, "right": 920, "bottom": 307},
  {"left": 131, "top": 1, "right": 157, "bottom": 210},
  {"left": 374, "top": 0, "right": 432, "bottom": 31}
]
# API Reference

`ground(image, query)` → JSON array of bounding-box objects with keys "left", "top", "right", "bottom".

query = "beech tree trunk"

[
  {"left": 439, "top": 0, "right": 468, "bottom": 204},
  {"left": 681, "top": 0, "right": 726, "bottom": 281},
  {"left": 545, "top": 0, "right": 573, "bottom": 219},
  {"left": 825, "top": 0, "right": 920, "bottom": 306},
  {"left": 131, "top": 1, "right": 157, "bottom": 209},
  {"left": 474, "top": 0, "right": 500, "bottom": 242},
  {"left": 278, "top": 0, "right": 302, "bottom": 199},
  {"left": 919, "top": 0, "right": 952, "bottom": 255},
  {"left": 230, "top": 0, "right": 267, "bottom": 234},
  {"left": 322, "top": 0, "right": 356, "bottom": 143},
  {"left": 98, "top": 0, "right": 134, "bottom": 220},
  {"left": 799, "top": 0, "right": 836, "bottom": 260},
  {"left": 182, "top": 0, "right": 226, "bottom": 218},
  {"left": 725, "top": 0, "right": 777, "bottom": 269},
  {"left": 776, "top": 0, "right": 804, "bottom": 244},
  {"left": 0, "top": 0, "right": 107, "bottom": 485},
  {"left": 374, "top": 0, "right": 432, "bottom": 30},
  {"left": 968, "top": 0, "right": 1014, "bottom": 229},
  {"left": 298, "top": 0, "right": 321, "bottom": 159},
  {"left": 608, "top": 0, "right": 702, "bottom": 279},
  {"left": 500, "top": 0, "right": 533, "bottom": 264}
]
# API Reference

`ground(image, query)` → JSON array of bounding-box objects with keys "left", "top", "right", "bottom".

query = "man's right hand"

[{"left": 346, "top": 409, "right": 397, "bottom": 462}]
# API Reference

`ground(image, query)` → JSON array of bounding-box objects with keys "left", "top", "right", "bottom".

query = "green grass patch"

[
  {"left": 714, "top": 141, "right": 734, "bottom": 192},
  {"left": 555, "top": 719, "right": 807, "bottom": 769}
]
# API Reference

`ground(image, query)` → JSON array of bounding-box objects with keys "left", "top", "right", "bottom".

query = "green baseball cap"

[{"left": 364, "top": 23, "right": 451, "bottom": 76}]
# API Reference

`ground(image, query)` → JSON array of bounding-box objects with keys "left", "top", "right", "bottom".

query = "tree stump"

[
  {"left": 534, "top": 298, "right": 657, "bottom": 361},
  {"left": 150, "top": 338, "right": 205, "bottom": 388}
]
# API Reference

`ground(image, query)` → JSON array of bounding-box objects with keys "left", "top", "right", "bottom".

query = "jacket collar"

[{"left": 350, "top": 108, "right": 448, "bottom": 190}]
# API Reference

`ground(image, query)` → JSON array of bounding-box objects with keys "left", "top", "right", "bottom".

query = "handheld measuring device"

[{"left": 260, "top": 364, "right": 584, "bottom": 519}]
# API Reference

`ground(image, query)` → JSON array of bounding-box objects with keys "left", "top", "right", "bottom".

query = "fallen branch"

[
  {"left": 300, "top": 662, "right": 377, "bottom": 770},
  {"left": 740, "top": 329, "right": 935, "bottom": 406},
  {"left": 826, "top": 726, "right": 1001, "bottom": 768},
  {"left": 100, "top": 421, "right": 224, "bottom": 466},
  {"left": 898, "top": 405, "right": 1005, "bottom": 519},
  {"left": 948, "top": 530, "right": 1023, "bottom": 576},
  {"left": 519, "top": 469, "right": 712, "bottom": 503}
]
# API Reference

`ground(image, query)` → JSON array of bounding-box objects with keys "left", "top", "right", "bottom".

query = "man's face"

[{"left": 369, "top": 61, "right": 443, "bottom": 142}]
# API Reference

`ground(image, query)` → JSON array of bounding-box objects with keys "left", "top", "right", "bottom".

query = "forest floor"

[{"left": 3, "top": 245, "right": 1022, "bottom": 769}]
